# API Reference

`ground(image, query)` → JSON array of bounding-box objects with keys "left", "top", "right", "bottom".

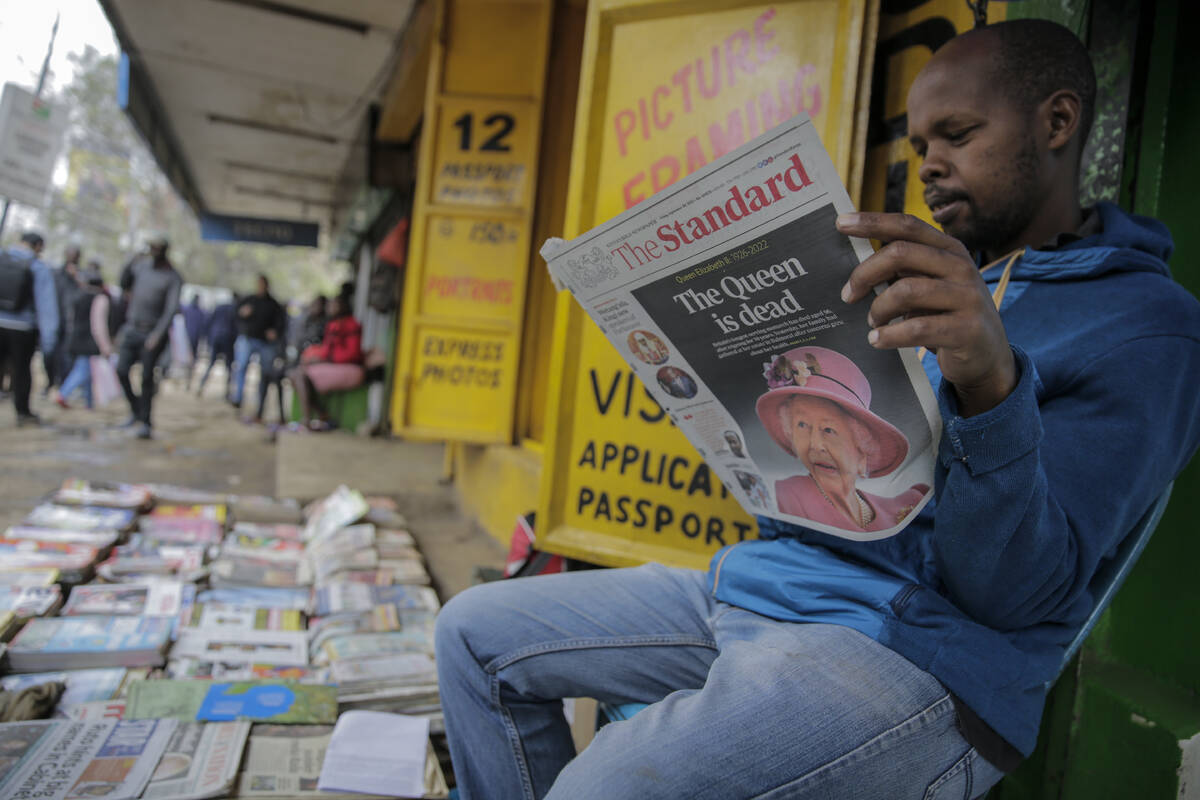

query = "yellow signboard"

[
  {"left": 392, "top": 0, "right": 553, "bottom": 442},
  {"left": 538, "top": 0, "right": 877, "bottom": 569}
]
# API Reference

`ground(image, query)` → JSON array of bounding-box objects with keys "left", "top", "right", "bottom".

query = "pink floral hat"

[{"left": 754, "top": 346, "right": 909, "bottom": 477}]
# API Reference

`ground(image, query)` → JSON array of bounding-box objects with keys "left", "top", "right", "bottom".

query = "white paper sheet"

[{"left": 316, "top": 710, "right": 429, "bottom": 798}]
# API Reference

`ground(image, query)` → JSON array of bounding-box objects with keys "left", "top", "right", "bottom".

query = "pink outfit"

[
  {"left": 304, "top": 362, "right": 365, "bottom": 393},
  {"left": 90, "top": 293, "right": 114, "bottom": 356},
  {"left": 774, "top": 475, "right": 930, "bottom": 533}
]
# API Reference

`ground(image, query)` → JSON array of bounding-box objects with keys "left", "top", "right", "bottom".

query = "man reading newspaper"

[{"left": 436, "top": 20, "right": 1200, "bottom": 799}]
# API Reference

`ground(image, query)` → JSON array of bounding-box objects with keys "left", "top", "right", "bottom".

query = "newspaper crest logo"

[{"left": 564, "top": 247, "right": 619, "bottom": 289}]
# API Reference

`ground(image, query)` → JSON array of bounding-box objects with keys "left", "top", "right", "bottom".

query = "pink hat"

[{"left": 754, "top": 346, "right": 909, "bottom": 477}]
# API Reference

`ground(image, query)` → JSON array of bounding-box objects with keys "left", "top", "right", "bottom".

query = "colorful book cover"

[
  {"left": 231, "top": 522, "right": 304, "bottom": 541},
  {"left": 186, "top": 603, "right": 304, "bottom": 632},
  {"left": 9, "top": 616, "right": 171, "bottom": 657},
  {"left": 4, "top": 526, "right": 120, "bottom": 548},
  {"left": 24, "top": 504, "right": 137, "bottom": 532},
  {"left": 52, "top": 479, "right": 152, "bottom": 509},
  {"left": 0, "top": 585, "right": 61, "bottom": 618},
  {"left": 126, "top": 681, "right": 337, "bottom": 724},
  {"left": 0, "top": 539, "right": 99, "bottom": 571},
  {"left": 63, "top": 583, "right": 192, "bottom": 618}
]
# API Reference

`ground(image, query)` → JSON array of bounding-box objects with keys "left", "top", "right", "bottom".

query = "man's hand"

[
  {"left": 238, "top": 305, "right": 251, "bottom": 318},
  {"left": 836, "top": 212, "right": 1017, "bottom": 417},
  {"left": 145, "top": 334, "right": 161, "bottom": 352},
  {"left": 266, "top": 329, "right": 277, "bottom": 342}
]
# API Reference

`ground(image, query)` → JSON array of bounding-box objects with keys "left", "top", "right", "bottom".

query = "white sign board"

[{"left": 0, "top": 83, "right": 67, "bottom": 207}]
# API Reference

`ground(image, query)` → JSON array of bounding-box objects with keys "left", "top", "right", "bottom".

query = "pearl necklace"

[{"left": 812, "top": 479, "right": 876, "bottom": 529}]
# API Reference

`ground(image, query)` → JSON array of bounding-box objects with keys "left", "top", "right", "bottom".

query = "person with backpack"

[
  {"left": 46, "top": 244, "right": 82, "bottom": 392},
  {"left": 0, "top": 232, "right": 58, "bottom": 426},
  {"left": 53, "top": 269, "right": 115, "bottom": 409}
]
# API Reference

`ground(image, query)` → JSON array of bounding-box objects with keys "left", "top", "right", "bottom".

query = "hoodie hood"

[{"left": 1005, "top": 201, "right": 1174, "bottom": 282}]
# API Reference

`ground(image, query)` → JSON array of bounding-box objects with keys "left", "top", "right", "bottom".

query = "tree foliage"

[{"left": 31, "top": 46, "right": 342, "bottom": 304}]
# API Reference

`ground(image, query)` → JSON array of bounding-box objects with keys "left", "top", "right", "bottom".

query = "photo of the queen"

[{"left": 755, "top": 346, "right": 928, "bottom": 532}]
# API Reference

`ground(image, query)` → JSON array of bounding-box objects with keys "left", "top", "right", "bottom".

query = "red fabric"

[
  {"left": 377, "top": 218, "right": 410, "bottom": 269},
  {"left": 309, "top": 316, "right": 363, "bottom": 364}
]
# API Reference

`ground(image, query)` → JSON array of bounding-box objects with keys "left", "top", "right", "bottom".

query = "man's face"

[
  {"left": 907, "top": 39, "right": 1044, "bottom": 255},
  {"left": 257, "top": 278, "right": 268, "bottom": 295}
]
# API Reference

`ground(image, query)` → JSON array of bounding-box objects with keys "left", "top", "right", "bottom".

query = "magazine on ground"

[
  {"left": 542, "top": 114, "right": 941, "bottom": 541},
  {"left": 125, "top": 680, "right": 338, "bottom": 724}
]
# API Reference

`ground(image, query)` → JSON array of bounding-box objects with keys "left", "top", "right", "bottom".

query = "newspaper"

[
  {"left": 141, "top": 721, "right": 250, "bottom": 800},
  {"left": 3, "top": 718, "right": 176, "bottom": 800},
  {"left": 172, "top": 628, "right": 309, "bottom": 667},
  {"left": 232, "top": 724, "right": 447, "bottom": 799},
  {"left": 542, "top": 115, "right": 941, "bottom": 541}
]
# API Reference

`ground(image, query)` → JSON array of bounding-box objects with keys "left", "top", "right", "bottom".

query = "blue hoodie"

[{"left": 708, "top": 202, "right": 1200, "bottom": 758}]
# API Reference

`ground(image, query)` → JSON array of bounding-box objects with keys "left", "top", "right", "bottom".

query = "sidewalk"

[{"left": 0, "top": 360, "right": 506, "bottom": 598}]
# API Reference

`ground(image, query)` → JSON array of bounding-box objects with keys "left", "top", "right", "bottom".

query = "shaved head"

[{"left": 947, "top": 20, "right": 1096, "bottom": 153}]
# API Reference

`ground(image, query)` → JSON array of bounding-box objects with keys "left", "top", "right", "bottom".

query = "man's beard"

[{"left": 944, "top": 135, "right": 1041, "bottom": 256}]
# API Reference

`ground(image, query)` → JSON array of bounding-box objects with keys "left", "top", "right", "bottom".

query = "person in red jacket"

[{"left": 288, "top": 295, "right": 363, "bottom": 430}]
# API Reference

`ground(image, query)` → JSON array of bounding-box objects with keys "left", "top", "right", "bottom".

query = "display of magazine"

[
  {"left": 230, "top": 522, "right": 303, "bottom": 541},
  {"left": 317, "top": 630, "right": 435, "bottom": 664},
  {"left": 0, "top": 720, "right": 62, "bottom": 795},
  {"left": 7, "top": 616, "right": 172, "bottom": 670},
  {"left": 144, "top": 484, "right": 232, "bottom": 506},
  {"left": 312, "top": 583, "right": 440, "bottom": 617},
  {"left": 62, "top": 699, "right": 127, "bottom": 721},
  {"left": 318, "top": 563, "right": 430, "bottom": 587},
  {"left": 4, "top": 525, "right": 120, "bottom": 548},
  {"left": 231, "top": 496, "right": 303, "bottom": 525},
  {"left": 220, "top": 534, "right": 305, "bottom": 562},
  {"left": 231, "top": 724, "right": 447, "bottom": 799},
  {"left": 1, "top": 668, "right": 128, "bottom": 710},
  {"left": 302, "top": 486, "right": 368, "bottom": 544},
  {"left": 98, "top": 535, "right": 207, "bottom": 583},
  {"left": 126, "top": 680, "right": 337, "bottom": 724},
  {"left": 184, "top": 603, "right": 304, "bottom": 632},
  {"left": 305, "top": 524, "right": 376, "bottom": 560},
  {"left": 171, "top": 628, "right": 309, "bottom": 667},
  {"left": 0, "top": 568, "right": 60, "bottom": 587},
  {"left": 139, "top": 505, "right": 226, "bottom": 545},
  {"left": 0, "top": 539, "right": 100, "bottom": 583},
  {"left": 62, "top": 582, "right": 193, "bottom": 618},
  {"left": 308, "top": 606, "right": 436, "bottom": 658},
  {"left": 51, "top": 479, "right": 153, "bottom": 510},
  {"left": 209, "top": 557, "right": 307, "bottom": 588},
  {"left": 330, "top": 653, "right": 438, "bottom": 687},
  {"left": 141, "top": 721, "right": 250, "bottom": 800},
  {"left": 541, "top": 115, "right": 941, "bottom": 540},
  {"left": 196, "top": 587, "right": 310, "bottom": 611},
  {"left": 24, "top": 504, "right": 137, "bottom": 532},
  {"left": 0, "top": 585, "right": 62, "bottom": 618},
  {"left": 1, "top": 718, "right": 176, "bottom": 800},
  {"left": 165, "top": 659, "right": 326, "bottom": 683},
  {"left": 312, "top": 549, "right": 378, "bottom": 582}
]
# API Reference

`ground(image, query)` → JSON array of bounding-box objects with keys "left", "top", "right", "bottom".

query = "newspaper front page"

[
  {"left": 543, "top": 115, "right": 940, "bottom": 541},
  {"left": 4, "top": 718, "right": 177, "bottom": 800},
  {"left": 141, "top": 721, "right": 250, "bottom": 800}
]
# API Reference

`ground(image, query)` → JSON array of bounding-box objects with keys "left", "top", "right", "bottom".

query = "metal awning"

[{"left": 99, "top": 0, "right": 416, "bottom": 236}]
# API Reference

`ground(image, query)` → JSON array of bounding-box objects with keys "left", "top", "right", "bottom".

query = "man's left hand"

[
  {"left": 145, "top": 334, "right": 161, "bottom": 352},
  {"left": 836, "top": 212, "right": 1017, "bottom": 417}
]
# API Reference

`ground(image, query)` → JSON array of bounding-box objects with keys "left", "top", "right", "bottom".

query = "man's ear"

[{"left": 1043, "top": 89, "right": 1083, "bottom": 153}]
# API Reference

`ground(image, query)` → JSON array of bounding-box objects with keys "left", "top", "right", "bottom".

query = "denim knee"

[{"left": 435, "top": 583, "right": 497, "bottom": 668}]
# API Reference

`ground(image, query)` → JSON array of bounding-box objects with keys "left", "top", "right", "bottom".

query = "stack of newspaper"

[{"left": 0, "top": 482, "right": 451, "bottom": 798}]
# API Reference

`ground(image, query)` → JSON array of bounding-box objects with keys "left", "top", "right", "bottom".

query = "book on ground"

[
  {"left": 126, "top": 680, "right": 338, "bottom": 724},
  {"left": 7, "top": 616, "right": 172, "bottom": 670},
  {"left": 63, "top": 582, "right": 192, "bottom": 617}
]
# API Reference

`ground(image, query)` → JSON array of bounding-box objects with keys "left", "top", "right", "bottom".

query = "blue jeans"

[
  {"left": 230, "top": 336, "right": 277, "bottom": 406},
  {"left": 436, "top": 564, "right": 1006, "bottom": 800},
  {"left": 59, "top": 356, "right": 93, "bottom": 407}
]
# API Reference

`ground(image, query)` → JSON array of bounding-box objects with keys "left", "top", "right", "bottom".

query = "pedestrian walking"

[
  {"left": 54, "top": 269, "right": 115, "bottom": 409},
  {"left": 115, "top": 234, "right": 182, "bottom": 439},
  {"left": 197, "top": 296, "right": 236, "bottom": 399},
  {"left": 0, "top": 232, "right": 58, "bottom": 426},
  {"left": 181, "top": 295, "right": 208, "bottom": 389},
  {"left": 229, "top": 274, "right": 285, "bottom": 413},
  {"left": 46, "top": 243, "right": 81, "bottom": 391}
]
